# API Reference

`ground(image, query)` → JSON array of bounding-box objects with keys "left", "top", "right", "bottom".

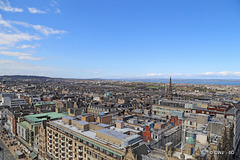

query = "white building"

[
  {"left": 0, "top": 107, "right": 10, "bottom": 125},
  {"left": 4, "top": 112, "right": 13, "bottom": 134},
  {"left": 17, "top": 121, "right": 29, "bottom": 141},
  {"left": 10, "top": 99, "right": 26, "bottom": 107},
  {"left": 0, "top": 97, "right": 26, "bottom": 108},
  {"left": 0, "top": 93, "right": 26, "bottom": 108}
]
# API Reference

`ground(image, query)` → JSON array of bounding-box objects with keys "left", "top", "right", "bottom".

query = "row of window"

[{"left": 47, "top": 127, "right": 122, "bottom": 160}]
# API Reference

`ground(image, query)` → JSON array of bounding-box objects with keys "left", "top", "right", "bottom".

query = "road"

[{"left": 0, "top": 139, "right": 16, "bottom": 160}]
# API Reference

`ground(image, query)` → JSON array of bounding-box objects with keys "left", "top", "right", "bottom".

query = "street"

[{"left": 0, "top": 139, "right": 16, "bottom": 160}]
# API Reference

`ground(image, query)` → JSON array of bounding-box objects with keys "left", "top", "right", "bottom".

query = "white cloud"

[
  {"left": 0, "top": 0, "right": 23, "bottom": 12},
  {"left": 0, "top": 47, "right": 9, "bottom": 50},
  {"left": 0, "top": 59, "right": 55, "bottom": 76},
  {"left": 10, "top": 21, "right": 66, "bottom": 36},
  {"left": 136, "top": 73, "right": 163, "bottom": 77},
  {"left": 146, "top": 73, "right": 163, "bottom": 76},
  {"left": 0, "top": 33, "right": 40, "bottom": 46},
  {"left": 0, "top": 14, "right": 14, "bottom": 29},
  {"left": 103, "top": 71, "right": 240, "bottom": 79},
  {"left": 203, "top": 71, "right": 240, "bottom": 77},
  {"left": 0, "top": 51, "right": 45, "bottom": 61},
  {"left": 0, "top": 15, "right": 40, "bottom": 46},
  {"left": 51, "top": 0, "right": 58, "bottom": 6},
  {"left": 32, "top": 24, "right": 66, "bottom": 36},
  {"left": 0, "top": 51, "right": 29, "bottom": 57},
  {"left": 0, "top": 13, "right": 66, "bottom": 62},
  {"left": 18, "top": 56, "right": 44, "bottom": 61},
  {"left": 55, "top": 8, "right": 61, "bottom": 13},
  {"left": 28, "top": 8, "right": 46, "bottom": 14},
  {"left": 17, "top": 44, "right": 40, "bottom": 49}
]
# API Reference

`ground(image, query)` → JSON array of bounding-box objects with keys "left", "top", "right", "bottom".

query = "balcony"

[
  {"left": 79, "top": 155, "right": 83, "bottom": 158},
  {"left": 69, "top": 143, "right": 72, "bottom": 147},
  {"left": 49, "top": 133, "right": 52, "bottom": 136},
  {"left": 78, "top": 149, "right": 83, "bottom": 152},
  {"left": 55, "top": 146, "right": 58, "bottom": 149},
  {"left": 61, "top": 139, "right": 65, "bottom": 142}
]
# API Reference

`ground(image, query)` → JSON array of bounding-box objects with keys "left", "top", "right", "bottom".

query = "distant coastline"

[
  {"left": 114, "top": 79, "right": 240, "bottom": 86},
  {"left": 1, "top": 75, "right": 240, "bottom": 86}
]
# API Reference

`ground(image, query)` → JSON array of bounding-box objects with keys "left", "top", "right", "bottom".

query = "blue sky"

[{"left": 0, "top": 0, "right": 240, "bottom": 79}]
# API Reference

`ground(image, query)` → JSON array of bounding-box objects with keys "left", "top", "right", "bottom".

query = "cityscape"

[
  {"left": 0, "top": 76, "right": 239, "bottom": 160},
  {"left": 1, "top": 0, "right": 240, "bottom": 160}
]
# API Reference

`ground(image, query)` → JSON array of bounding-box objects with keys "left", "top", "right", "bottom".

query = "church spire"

[{"left": 168, "top": 77, "right": 173, "bottom": 100}]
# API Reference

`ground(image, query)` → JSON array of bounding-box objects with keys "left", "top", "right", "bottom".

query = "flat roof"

[
  {"left": 50, "top": 120, "right": 125, "bottom": 151},
  {"left": 25, "top": 112, "right": 67, "bottom": 123},
  {"left": 63, "top": 116, "right": 75, "bottom": 120},
  {"left": 73, "top": 120, "right": 89, "bottom": 125},
  {"left": 18, "top": 121, "right": 29, "bottom": 129},
  {"left": 97, "top": 123, "right": 110, "bottom": 128},
  {"left": 115, "top": 120, "right": 124, "bottom": 123},
  {"left": 97, "top": 129, "right": 128, "bottom": 140}
]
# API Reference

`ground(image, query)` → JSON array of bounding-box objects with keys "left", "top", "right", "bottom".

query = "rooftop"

[
  {"left": 63, "top": 116, "right": 75, "bottom": 120},
  {"left": 25, "top": 112, "right": 67, "bottom": 123},
  {"left": 18, "top": 121, "right": 29, "bottom": 129},
  {"left": 110, "top": 126, "right": 141, "bottom": 134},
  {"left": 35, "top": 102, "right": 55, "bottom": 106},
  {"left": 97, "top": 123, "right": 110, "bottom": 128},
  {"left": 73, "top": 120, "right": 89, "bottom": 125},
  {"left": 97, "top": 128, "right": 128, "bottom": 140},
  {"left": 50, "top": 120, "right": 126, "bottom": 151}
]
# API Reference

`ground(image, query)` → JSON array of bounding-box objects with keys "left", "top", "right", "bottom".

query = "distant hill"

[
  {"left": 0, "top": 75, "right": 103, "bottom": 82},
  {"left": 0, "top": 75, "right": 52, "bottom": 81}
]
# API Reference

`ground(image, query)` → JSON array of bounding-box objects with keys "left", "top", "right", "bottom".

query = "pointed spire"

[{"left": 168, "top": 77, "right": 173, "bottom": 100}]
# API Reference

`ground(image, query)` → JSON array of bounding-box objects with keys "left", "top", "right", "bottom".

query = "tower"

[
  {"left": 38, "top": 122, "right": 47, "bottom": 160},
  {"left": 167, "top": 77, "right": 173, "bottom": 100},
  {"left": 186, "top": 134, "right": 195, "bottom": 155}
]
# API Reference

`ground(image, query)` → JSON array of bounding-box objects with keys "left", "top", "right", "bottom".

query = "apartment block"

[{"left": 39, "top": 116, "right": 142, "bottom": 160}]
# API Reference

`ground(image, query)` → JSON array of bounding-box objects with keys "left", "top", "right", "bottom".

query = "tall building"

[
  {"left": 39, "top": 116, "right": 145, "bottom": 160},
  {"left": 167, "top": 77, "right": 173, "bottom": 100},
  {"left": 17, "top": 112, "right": 67, "bottom": 153}
]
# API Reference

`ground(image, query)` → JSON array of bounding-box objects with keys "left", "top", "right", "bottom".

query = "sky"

[{"left": 0, "top": 0, "right": 240, "bottom": 79}]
